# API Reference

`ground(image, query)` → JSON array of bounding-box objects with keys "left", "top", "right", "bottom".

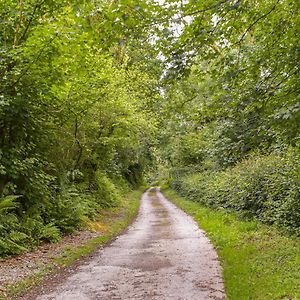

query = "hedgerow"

[{"left": 171, "top": 149, "right": 300, "bottom": 235}]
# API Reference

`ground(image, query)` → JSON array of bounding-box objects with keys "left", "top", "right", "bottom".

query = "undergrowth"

[
  {"left": 0, "top": 172, "right": 126, "bottom": 257},
  {"left": 171, "top": 149, "right": 300, "bottom": 235},
  {"left": 0, "top": 189, "right": 141, "bottom": 299}
]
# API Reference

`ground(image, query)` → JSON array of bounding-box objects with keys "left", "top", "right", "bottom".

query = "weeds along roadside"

[{"left": 0, "top": 189, "right": 142, "bottom": 300}]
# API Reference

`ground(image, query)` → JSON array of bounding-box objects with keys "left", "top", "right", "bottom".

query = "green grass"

[
  {"left": 0, "top": 189, "right": 141, "bottom": 300},
  {"left": 163, "top": 189, "right": 300, "bottom": 300}
]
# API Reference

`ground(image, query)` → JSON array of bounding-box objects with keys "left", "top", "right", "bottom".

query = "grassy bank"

[
  {"left": 0, "top": 189, "right": 142, "bottom": 300},
  {"left": 163, "top": 189, "right": 300, "bottom": 300}
]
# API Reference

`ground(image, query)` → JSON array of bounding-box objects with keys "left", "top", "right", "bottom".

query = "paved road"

[{"left": 34, "top": 188, "right": 225, "bottom": 300}]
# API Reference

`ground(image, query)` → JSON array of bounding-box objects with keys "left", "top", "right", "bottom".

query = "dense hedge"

[{"left": 171, "top": 149, "right": 300, "bottom": 235}]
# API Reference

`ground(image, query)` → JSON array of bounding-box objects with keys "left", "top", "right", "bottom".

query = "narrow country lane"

[{"left": 26, "top": 188, "right": 225, "bottom": 300}]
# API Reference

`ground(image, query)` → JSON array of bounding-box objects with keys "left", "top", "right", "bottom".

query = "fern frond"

[{"left": 0, "top": 195, "right": 22, "bottom": 212}]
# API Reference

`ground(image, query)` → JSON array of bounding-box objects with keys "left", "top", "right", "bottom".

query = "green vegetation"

[
  {"left": 53, "top": 189, "right": 141, "bottom": 267},
  {"left": 1, "top": 189, "right": 141, "bottom": 299},
  {"left": 0, "top": 0, "right": 158, "bottom": 256},
  {"left": 154, "top": 0, "right": 300, "bottom": 235},
  {"left": 170, "top": 150, "right": 300, "bottom": 235},
  {"left": 164, "top": 189, "right": 300, "bottom": 300},
  {"left": 0, "top": 0, "right": 299, "bottom": 297}
]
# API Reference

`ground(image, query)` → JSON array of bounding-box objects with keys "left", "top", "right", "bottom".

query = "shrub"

[
  {"left": 45, "top": 187, "right": 88, "bottom": 234},
  {"left": 40, "top": 223, "right": 61, "bottom": 243},
  {"left": 94, "top": 171, "right": 121, "bottom": 208},
  {"left": 0, "top": 214, "right": 28, "bottom": 256},
  {"left": 172, "top": 148, "right": 300, "bottom": 235},
  {"left": 0, "top": 170, "right": 126, "bottom": 257},
  {"left": 0, "top": 214, "right": 61, "bottom": 256}
]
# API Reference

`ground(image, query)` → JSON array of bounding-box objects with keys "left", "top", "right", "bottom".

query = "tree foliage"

[
  {"left": 0, "top": 0, "right": 161, "bottom": 255},
  {"left": 155, "top": 0, "right": 300, "bottom": 234},
  {"left": 0, "top": 0, "right": 299, "bottom": 255}
]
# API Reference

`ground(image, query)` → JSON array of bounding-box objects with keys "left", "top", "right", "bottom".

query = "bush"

[
  {"left": 45, "top": 187, "right": 90, "bottom": 234},
  {"left": 0, "top": 170, "right": 126, "bottom": 257},
  {"left": 172, "top": 148, "right": 300, "bottom": 235},
  {"left": 0, "top": 214, "right": 61, "bottom": 256},
  {"left": 94, "top": 171, "right": 121, "bottom": 208},
  {"left": 0, "top": 213, "right": 28, "bottom": 256}
]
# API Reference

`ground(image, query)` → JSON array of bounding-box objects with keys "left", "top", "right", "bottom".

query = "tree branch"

[
  {"left": 13, "top": 0, "right": 24, "bottom": 48},
  {"left": 182, "top": 0, "right": 234, "bottom": 18},
  {"left": 8, "top": 33, "right": 59, "bottom": 92},
  {"left": 237, "top": 0, "right": 280, "bottom": 44},
  {"left": 19, "top": 0, "right": 46, "bottom": 44}
]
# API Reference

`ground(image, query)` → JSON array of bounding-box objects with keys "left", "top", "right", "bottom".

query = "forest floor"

[
  {"left": 16, "top": 188, "right": 225, "bottom": 300},
  {"left": 0, "top": 190, "right": 141, "bottom": 300}
]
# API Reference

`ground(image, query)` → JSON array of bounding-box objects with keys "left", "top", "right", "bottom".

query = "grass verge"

[
  {"left": 163, "top": 189, "right": 300, "bottom": 300},
  {"left": 53, "top": 189, "right": 141, "bottom": 267},
  {"left": 0, "top": 189, "right": 142, "bottom": 300}
]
